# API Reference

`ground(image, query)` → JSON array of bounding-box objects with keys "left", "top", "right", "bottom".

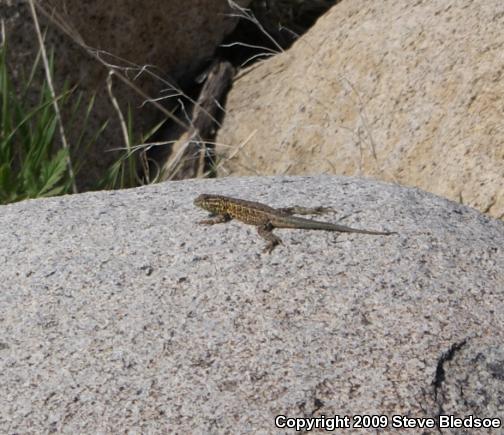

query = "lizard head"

[{"left": 194, "top": 194, "right": 225, "bottom": 213}]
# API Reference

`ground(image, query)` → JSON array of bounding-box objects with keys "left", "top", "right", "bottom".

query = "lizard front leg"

[
  {"left": 257, "top": 223, "right": 283, "bottom": 253},
  {"left": 198, "top": 213, "right": 231, "bottom": 225}
]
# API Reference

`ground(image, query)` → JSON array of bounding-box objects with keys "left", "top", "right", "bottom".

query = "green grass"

[
  {"left": 0, "top": 34, "right": 164, "bottom": 203},
  {"left": 98, "top": 106, "right": 167, "bottom": 190},
  {"left": 0, "top": 40, "right": 106, "bottom": 204}
]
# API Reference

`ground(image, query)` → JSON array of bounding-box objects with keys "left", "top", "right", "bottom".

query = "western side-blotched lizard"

[{"left": 194, "top": 194, "right": 396, "bottom": 253}]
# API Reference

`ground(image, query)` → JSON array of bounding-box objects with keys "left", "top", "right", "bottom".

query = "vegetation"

[
  {"left": 0, "top": 1, "right": 335, "bottom": 205},
  {"left": 0, "top": 41, "right": 104, "bottom": 204}
]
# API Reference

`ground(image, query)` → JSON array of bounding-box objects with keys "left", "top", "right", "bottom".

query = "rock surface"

[
  {"left": 217, "top": 0, "right": 504, "bottom": 220},
  {"left": 1, "top": 176, "right": 503, "bottom": 433}
]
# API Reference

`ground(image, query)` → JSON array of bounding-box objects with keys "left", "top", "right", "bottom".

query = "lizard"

[{"left": 194, "top": 193, "right": 396, "bottom": 253}]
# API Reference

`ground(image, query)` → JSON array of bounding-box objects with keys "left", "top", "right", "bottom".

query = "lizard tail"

[{"left": 273, "top": 215, "right": 394, "bottom": 235}]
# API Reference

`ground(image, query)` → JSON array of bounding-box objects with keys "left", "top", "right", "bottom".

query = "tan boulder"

[{"left": 217, "top": 0, "right": 504, "bottom": 219}]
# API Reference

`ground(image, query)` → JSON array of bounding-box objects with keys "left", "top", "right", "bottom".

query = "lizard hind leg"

[{"left": 257, "top": 223, "right": 283, "bottom": 253}]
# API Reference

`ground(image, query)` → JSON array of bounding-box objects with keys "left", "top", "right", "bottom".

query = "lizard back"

[
  {"left": 194, "top": 194, "right": 284, "bottom": 226},
  {"left": 220, "top": 195, "right": 280, "bottom": 226}
]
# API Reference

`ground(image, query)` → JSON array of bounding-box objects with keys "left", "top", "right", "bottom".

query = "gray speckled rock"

[{"left": 1, "top": 176, "right": 503, "bottom": 433}]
